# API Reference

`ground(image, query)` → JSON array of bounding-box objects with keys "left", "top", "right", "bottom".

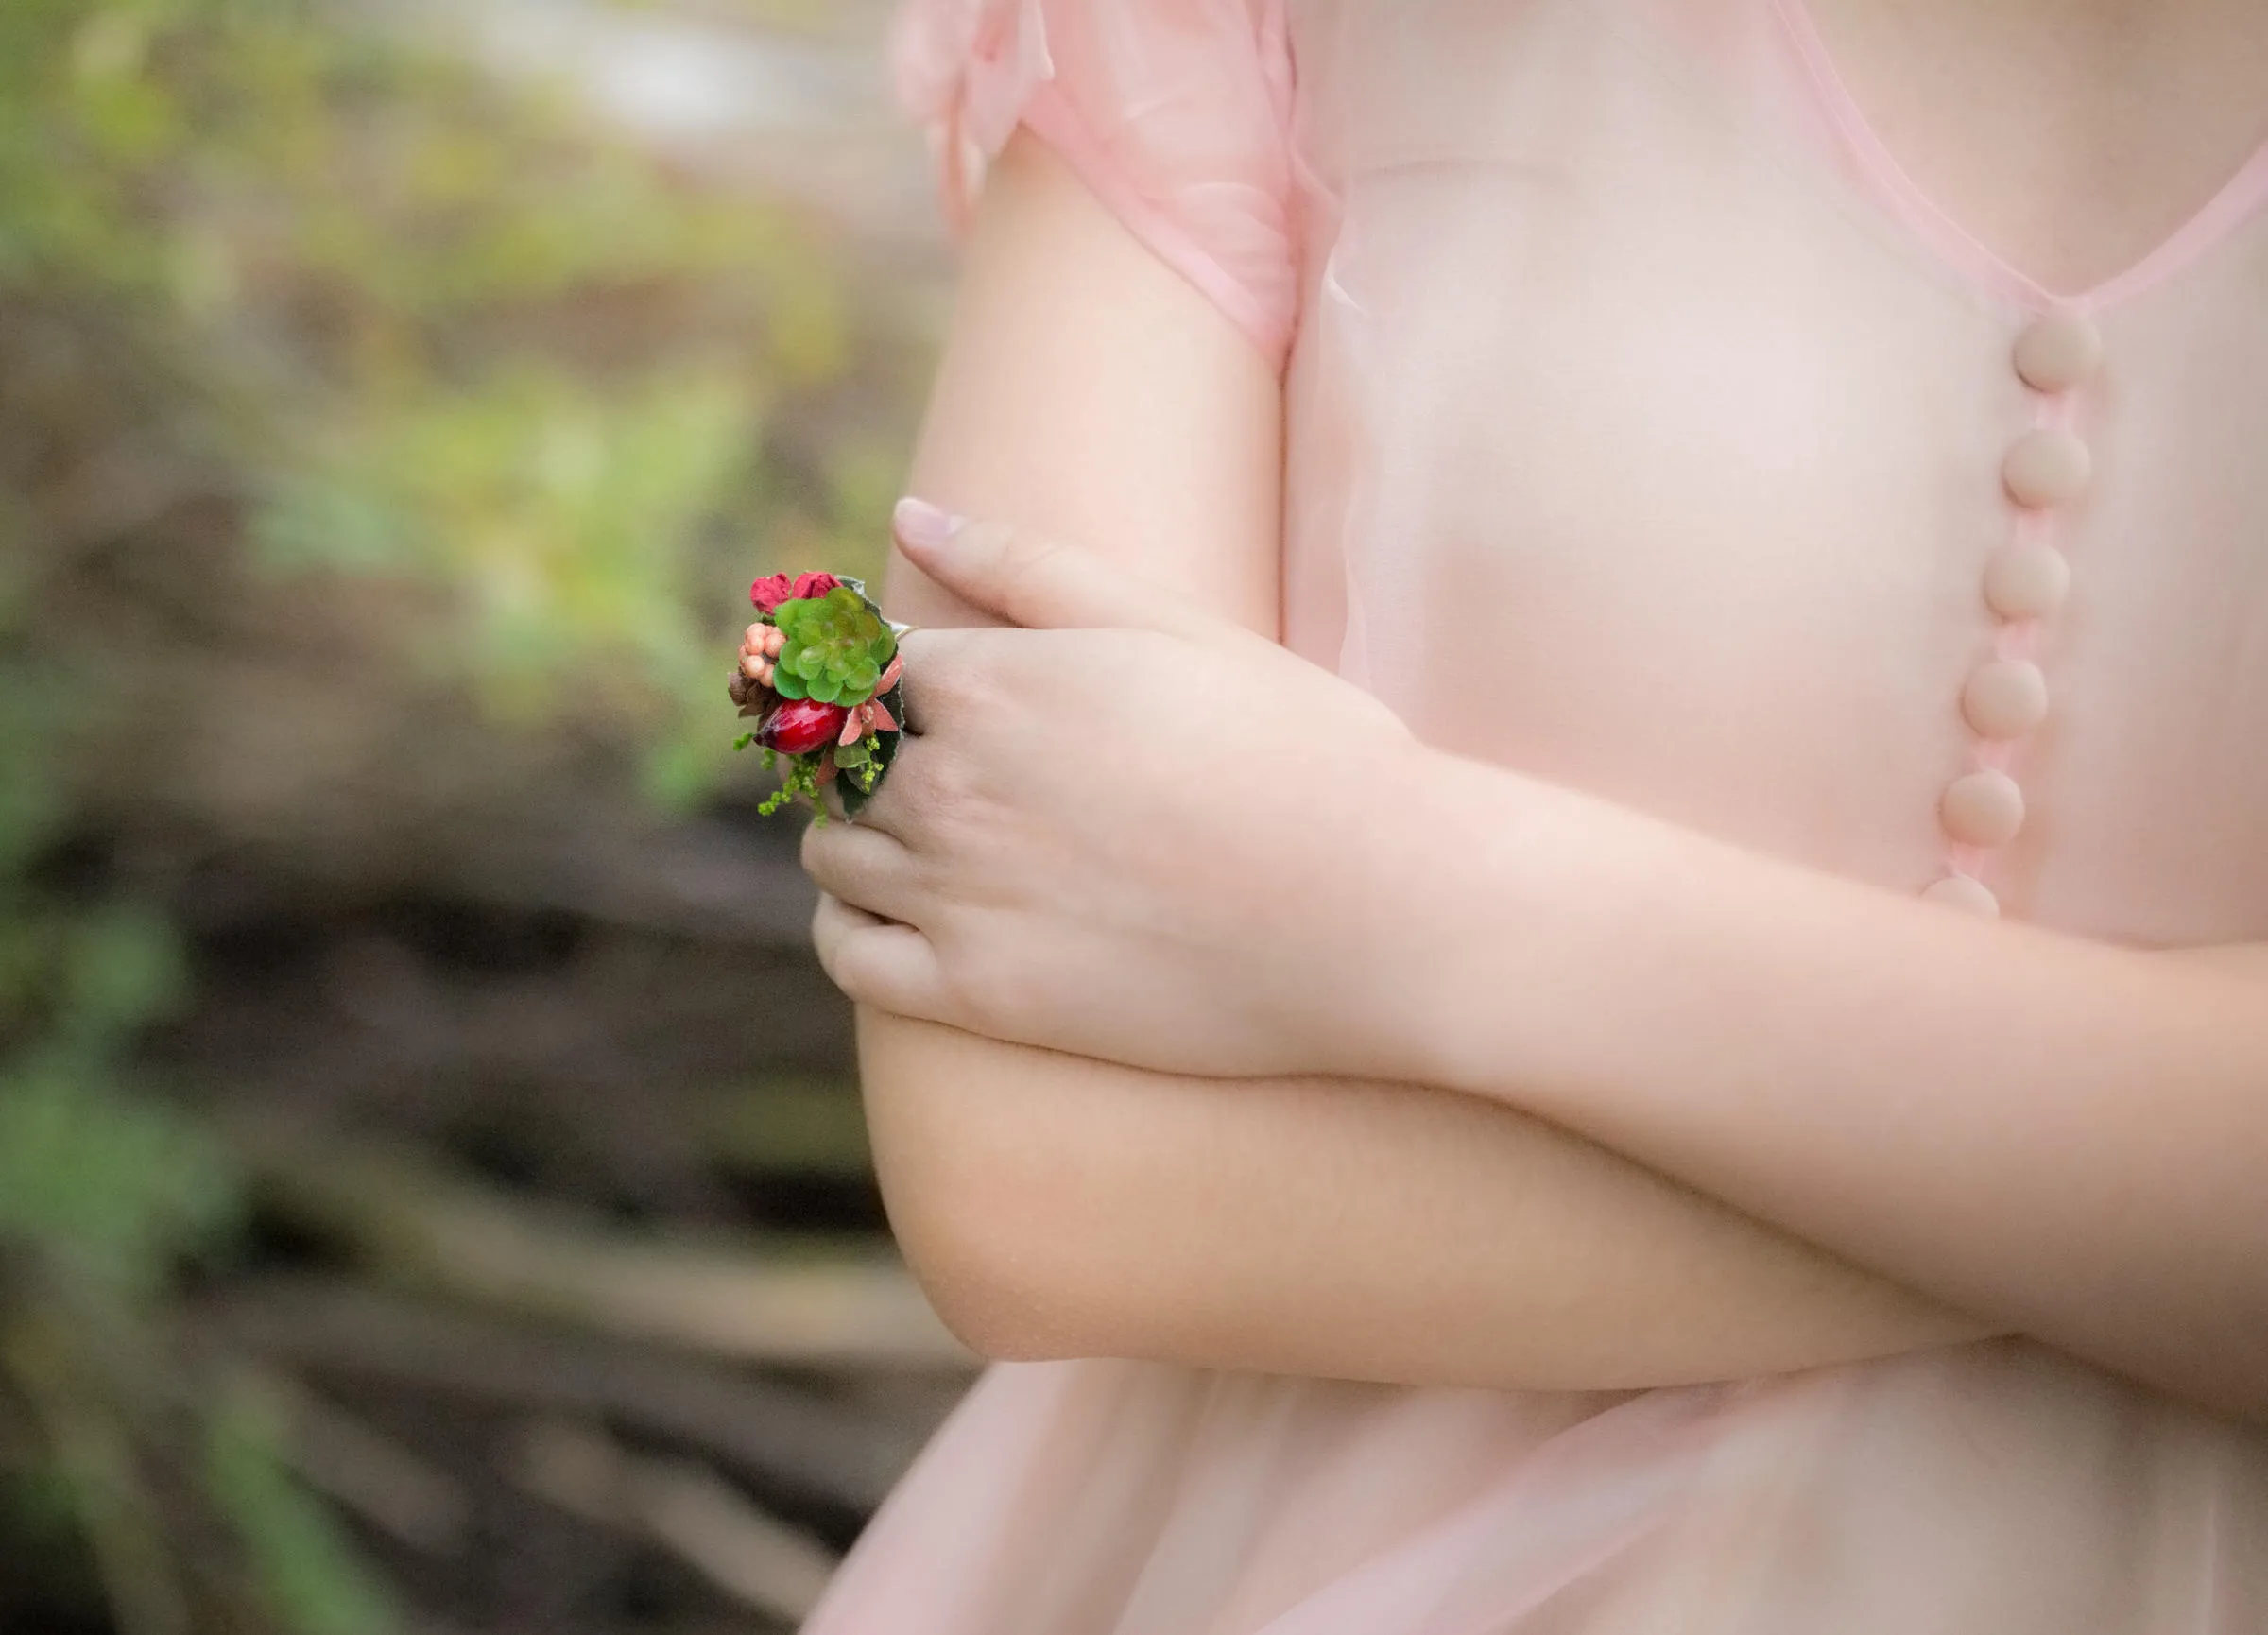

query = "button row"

[
  {"left": 2011, "top": 308, "right": 2102, "bottom": 393},
  {"left": 1921, "top": 310, "right": 2100, "bottom": 918},
  {"left": 1920, "top": 871, "right": 2000, "bottom": 915},
  {"left": 1982, "top": 539, "right": 2070, "bottom": 619},
  {"left": 1960, "top": 658, "right": 2048, "bottom": 738},
  {"left": 2002, "top": 427, "right": 2090, "bottom": 508},
  {"left": 1941, "top": 767, "right": 2025, "bottom": 847}
]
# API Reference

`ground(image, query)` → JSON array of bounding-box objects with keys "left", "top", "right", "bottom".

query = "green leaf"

[
  {"left": 806, "top": 674, "right": 839, "bottom": 703},
  {"left": 206, "top": 1395, "right": 402, "bottom": 1635},
  {"left": 0, "top": 1066, "right": 240, "bottom": 1296},
  {"left": 61, "top": 904, "right": 187, "bottom": 1047},
  {"left": 772, "top": 669, "right": 806, "bottom": 700},
  {"left": 833, "top": 740, "right": 867, "bottom": 768}
]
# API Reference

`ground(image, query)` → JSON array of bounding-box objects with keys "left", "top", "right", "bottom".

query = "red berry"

[{"left": 755, "top": 697, "right": 849, "bottom": 755}]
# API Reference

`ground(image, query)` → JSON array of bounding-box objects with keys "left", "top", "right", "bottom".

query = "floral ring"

[{"left": 730, "top": 572, "right": 911, "bottom": 822}]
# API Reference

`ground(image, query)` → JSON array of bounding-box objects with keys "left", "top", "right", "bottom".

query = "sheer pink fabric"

[
  {"left": 888, "top": 0, "right": 1299, "bottom": 357},
  {"left": 810, "top": 0, "right": 2268, "bottom": 1628}
]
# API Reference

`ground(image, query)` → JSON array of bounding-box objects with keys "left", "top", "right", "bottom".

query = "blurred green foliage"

[
  {"left": 4, "top": 0, "right": 891, "bottom": 806},
  {"left": 0, "top": 0, "right": 898, "bottom": 1625}
]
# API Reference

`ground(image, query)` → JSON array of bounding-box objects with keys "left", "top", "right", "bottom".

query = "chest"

[
  {"left": 1279, "top": 0, "right": 2268, "bottom": 939},
  {"left": 1795, "top": 0, "right": 2268, "bottom": 296}
]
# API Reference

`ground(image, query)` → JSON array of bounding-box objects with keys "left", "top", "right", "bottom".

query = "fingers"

[
  {"left": 880, "top": 628, "right": 985, "bottom": 759},
  {"left": 891, "top": 498, "right": 1211, "bottom": 638},
  {"left": 801, "top": 809, "right": 925, "bottom": 926},
  {"left": 810, "top": 891, "right": 945, "bottom": 1019}
]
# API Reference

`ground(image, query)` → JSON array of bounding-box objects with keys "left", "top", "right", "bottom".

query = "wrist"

[
  {"left": 1372, "top": 749, "right": 1656, "bottom": 1099},
  {"left": 1315, "top": 737, "right": 1556, "bottom": 1088}
]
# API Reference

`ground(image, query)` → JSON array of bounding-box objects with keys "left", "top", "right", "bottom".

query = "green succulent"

[{"left": 768, "top": 587, "right": 896, "bottom": 705}]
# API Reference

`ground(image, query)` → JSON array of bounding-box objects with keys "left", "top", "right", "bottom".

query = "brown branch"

[
  {"left": 230, "top": 1366, "right": 474, "bottom": 1556},
  {"left": 0, "top": 1313, "right": 190, "bottom": 1635},
  {"left": 231, "top": 1126, "right": 971, "bottom": 1370},
  {"left": 197, "top": 1279, "right": 954, "bottom": 1514},
  {"left": 508, "top": 1416, "right": 840, "bottom": 1626}
]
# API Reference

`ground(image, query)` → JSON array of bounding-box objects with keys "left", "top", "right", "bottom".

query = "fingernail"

[{"left": 893, "top": 495, "right": 965, "bottom": 554}]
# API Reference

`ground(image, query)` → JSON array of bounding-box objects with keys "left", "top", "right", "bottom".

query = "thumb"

[{"left": 892, "top": 496, "right": 1214, "bottom": 638}]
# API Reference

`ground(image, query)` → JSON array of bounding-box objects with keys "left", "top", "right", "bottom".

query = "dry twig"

[
  {"left": 508, "top": 1416, "right": 840, "bottom": 1626},
  {"left": 232, "top": 1127, "right": 971, "bottom": 1369},
  {"left": 199, "top": 1278, "right": 954, "bottom": 1513},
  {"left": 231, "top": 1366, "right": 475, "bottom": 1556}
]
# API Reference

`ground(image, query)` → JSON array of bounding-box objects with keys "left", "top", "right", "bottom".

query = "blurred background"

[{"left": 0, "top": 2, "right": 976, "bottom": 1629}]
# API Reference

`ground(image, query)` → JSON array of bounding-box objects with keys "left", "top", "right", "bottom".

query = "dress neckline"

[{"left": 1770, "top": 0, "right": 2268, "bottom": 314}]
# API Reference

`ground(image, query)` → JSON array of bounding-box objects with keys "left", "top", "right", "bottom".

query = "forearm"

[
  {"left": 1381, "top": 750, "right": 2268, "bottom": 1414},
  {"left": 858, "top": 1005, "right": 1991, "bottom": 1391}
]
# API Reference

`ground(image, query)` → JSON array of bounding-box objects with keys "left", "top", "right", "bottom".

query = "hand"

[{"left": 800, "top": 503, "right": 1426, "bottom": 1079}]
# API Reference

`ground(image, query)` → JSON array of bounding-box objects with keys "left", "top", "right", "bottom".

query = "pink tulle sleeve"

[{"left": 888, "top": 0, "right": 1299, "bottom": 369}]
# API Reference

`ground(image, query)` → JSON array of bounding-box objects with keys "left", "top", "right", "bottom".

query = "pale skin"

[
  {"left": 1800, "top": 0, "right": 2268, "bottom": 296},
  {"left": 802, "top": 0, "right": 2268, "bottom": 1414}
]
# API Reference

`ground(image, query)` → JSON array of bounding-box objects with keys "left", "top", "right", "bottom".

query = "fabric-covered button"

[
  {"left": 2012, "top": 311, "right": 2102, "bottom": 392},
  {"left": 1941, "top": 769, "right": 2025, "bottom": 846},
  {"left": 1920, "top": 873, "right": 2000, "bottom": 916},
  {"left": 1982, "top": 541, "right": 2070, "bottom": 618},
  {"left": 2002, "top": 429, "right": 2091, "bottom": 508},
  {"left": 2002, "top": 430, "right": 2091, "bottom": 508},
  {"left": 1961, "top": 659, "right": 2050, "bottom": 738}
]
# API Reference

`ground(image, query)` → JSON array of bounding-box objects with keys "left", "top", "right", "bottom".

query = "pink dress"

[{"left": 804, "top": 0, "right": 2268, "bottom": 1628}]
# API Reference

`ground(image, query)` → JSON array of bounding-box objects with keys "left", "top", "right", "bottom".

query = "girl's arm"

[
  {"left": 858, "top": 1004, "right": 1987, "bottom": 1387},
  {"left": 1358, "top": 749, "right": 2268, "bottom": 1414},
  {"left": 851, "top": 125, "right": 1990, "bottom": 1387}
]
